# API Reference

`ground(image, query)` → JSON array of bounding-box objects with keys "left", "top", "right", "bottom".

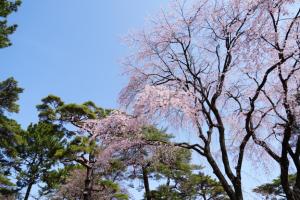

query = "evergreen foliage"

[{"left": 0, "top": 0, "right": 21, "bottom": 48}]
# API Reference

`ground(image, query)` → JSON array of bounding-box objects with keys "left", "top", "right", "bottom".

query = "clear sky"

[
  {"left": 0, "top": 1, "right": 277, "bottom": 199},
  {"left": 0, "top": 0, "right": 168, "bottom": 127}
]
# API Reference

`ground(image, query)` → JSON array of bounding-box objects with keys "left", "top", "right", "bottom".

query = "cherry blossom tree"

[
  {"left": 51, "top": 168, "right": 129, "bottom": 200},
  {"left": 119, "top": 0, "right": 300, "bottom": 199},
  {"left": 83, "top": 112, "right": 181, "bottom": 199}
]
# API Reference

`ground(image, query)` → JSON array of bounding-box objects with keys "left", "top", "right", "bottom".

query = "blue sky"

[
  {"left": 1, "top": 0, "right": 168, "bottom": 127},
  {"left": 1, "top": 1, "right": 277, "bottom": 199}
]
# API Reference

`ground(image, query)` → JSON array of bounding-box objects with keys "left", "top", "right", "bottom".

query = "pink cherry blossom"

[{"left": 119, "top": 0, "right": 300, "bottom": 199}]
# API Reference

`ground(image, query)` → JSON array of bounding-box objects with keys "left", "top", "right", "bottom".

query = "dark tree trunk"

[
  {"left": 280, "top": 164, "right": 295, "bottom": 200},
  {"left": 293, "top": 138, "right": 300, "bottom": 199},
  {"left": 83, "top": 167, "right": 93, "bottom": 200},
  {"left": 142, "top": 166, "right": 151, "bottom": 200},
  {"left": 280, "top": 124, "right": 295, "bottom": 200},
  {"left": 294, "top": 171, "right": 300, "bottom": 199},
  {"left": 23, "top": 181, "right": 34, "bottom": 200},
  {"left": 204, "top": 149, "right": 238, "bottom": 200},
  {"left": 233, "top": 181, "right": 243, "bottom": 200}
]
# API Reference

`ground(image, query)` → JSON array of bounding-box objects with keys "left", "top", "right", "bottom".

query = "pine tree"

[
  {"left": 14, "top": 122, "right": 66, "bottom": 200},
  {"left": 36, "top": 95, "right": 111, "bottom": 200},
  {"left": 0, "top": 0, "right": 21, "bottom": 48},
  {"left": 0, "top": 77, "right": 23, "bottom": 198}
]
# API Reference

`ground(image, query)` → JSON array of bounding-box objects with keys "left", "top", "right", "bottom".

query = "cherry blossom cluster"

[
  {"left": 83, "top": 110, "right": 144, "bottom": 142},
  {"left": 134, "top": 85, "right": 202, "bottom": 128},
  {"left": 82, "top": 110, "right": 180, "bottom": 168}
]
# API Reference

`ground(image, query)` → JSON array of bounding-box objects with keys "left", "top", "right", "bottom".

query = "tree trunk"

[
  {"left": 280, "top": 164, "right": 295, "bottom": 200},
  {"left": 23, "top": 181, "right": 34, "bottom": 200},
  {"left": 205, "top": 150, "right": 238, "bottom": 200},
  {"left": 83, "top": 167, "right": 93, "bottom": 200},
  {"left": 142, "top": 166, "right": 151, "bottom": 200},
  {"left": 280, "top": 126, "right": 295, "bottom": 200},
  {"left": 292, "top": 138, "right": 300, "bottom": 199},
  {"left": 233, "top": 181, "right": 243, "bottom": 200},
  {"left": 294, "top": 171, "right": 300, "bottom": 199}
]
